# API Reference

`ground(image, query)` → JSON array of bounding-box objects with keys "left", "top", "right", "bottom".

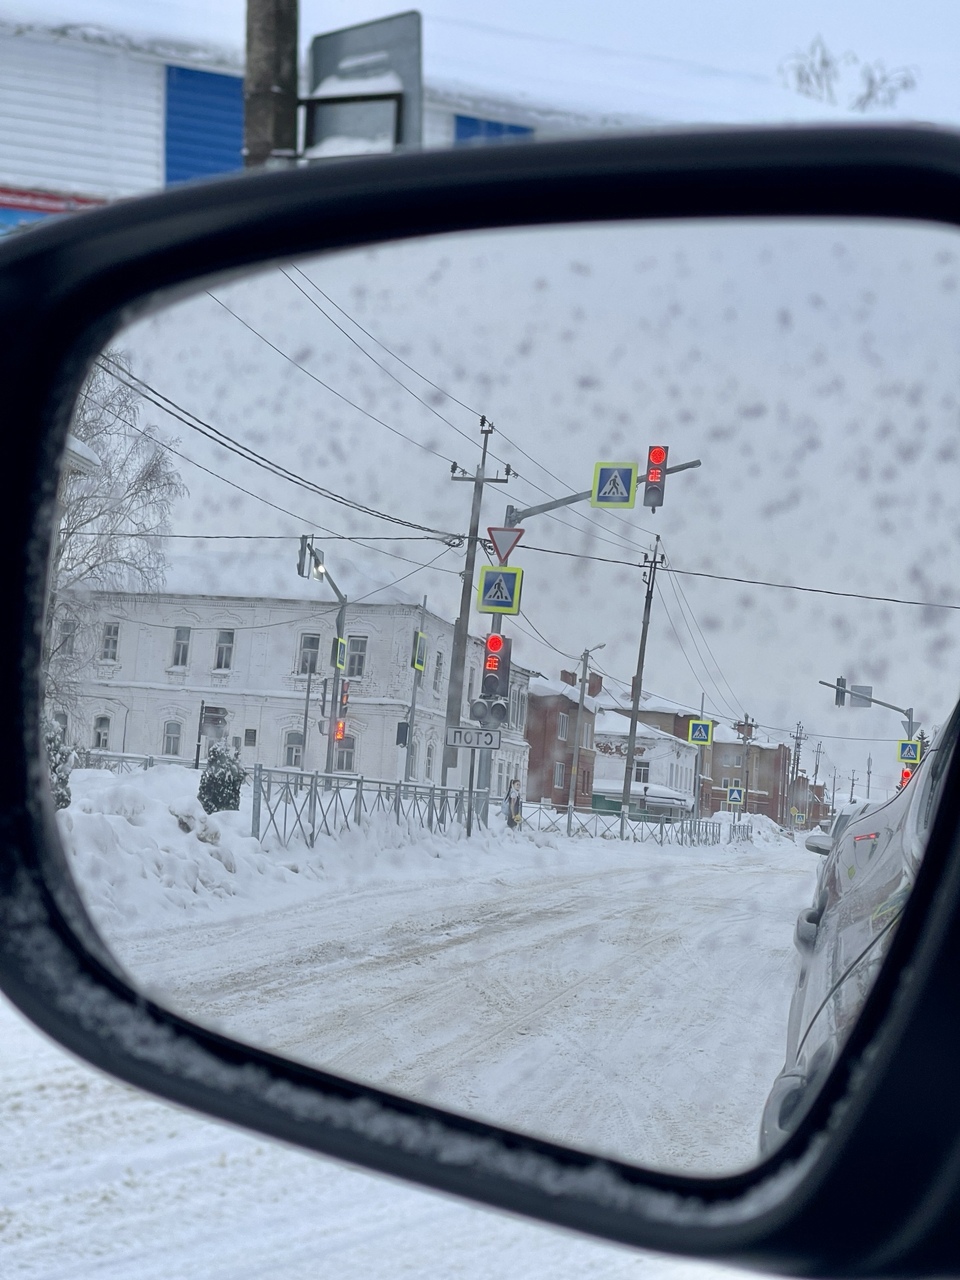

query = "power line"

[
  {"left": 97, "top": 356, "right": 458, "bottom": 539},
  {"left": 75, "top": 386, "right": 461, "bottom": 579}
]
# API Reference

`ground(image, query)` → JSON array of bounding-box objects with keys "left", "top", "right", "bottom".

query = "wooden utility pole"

[{"left": 245, "top": 0, "right": 299, "bottom": 168}]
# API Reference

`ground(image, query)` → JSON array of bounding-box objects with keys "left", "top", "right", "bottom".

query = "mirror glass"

[{"left": 44, "top": 216, "right": 960, "bottom": 1175}]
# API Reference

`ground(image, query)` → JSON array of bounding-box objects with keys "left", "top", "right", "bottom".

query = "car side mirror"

[
  {"left": 6, "top": 126, "right": 960, "bottom": 1278},
  {"left": 805, "top": 831, "right": 833, "bottom": 855}
]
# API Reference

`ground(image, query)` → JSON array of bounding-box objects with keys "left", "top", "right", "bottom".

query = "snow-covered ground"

[
  {"left": 2, "top": 765, "right": 818, "bottom": 1275},
  {"left": 56, "top": 768, "right": 816, "bottom": 1170}
]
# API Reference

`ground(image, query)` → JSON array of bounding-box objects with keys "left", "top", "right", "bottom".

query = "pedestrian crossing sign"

[
  {"left": 591, "top": 462, "right": 638, "bottom": 508},
  {"left": 898, "top": 739, "right": 921, "bottom": 763},
  {"left": 688, "top": 719, "right": 713, "bottom": 744},
  {"left": 477, "top": 564, "right": 523, "bottom": 615},
  {"left": 727, "top": 786, "right": 744, "bottom": 806}
]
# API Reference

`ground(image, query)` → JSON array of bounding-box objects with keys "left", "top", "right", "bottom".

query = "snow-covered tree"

[
  {"left": 44, "top": 352, "right": 186, "bottom": 717},
  {"left": 198, "top": 740, "right": 247, "bottom": 815},
  {"left": 42, "top": 716, "right": 72, "bottom": 810}
]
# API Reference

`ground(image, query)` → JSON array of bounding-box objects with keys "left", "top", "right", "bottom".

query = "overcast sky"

[{"left": 3, "top": 0, "right": 959, "bottom": 125}]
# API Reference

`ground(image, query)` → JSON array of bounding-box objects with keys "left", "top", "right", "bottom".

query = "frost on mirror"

[{"left": 44, "top": 218, "right": 960, "bottom": 1175}]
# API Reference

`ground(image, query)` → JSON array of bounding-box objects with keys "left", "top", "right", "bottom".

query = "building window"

[
  {"left": 100, "top": 622, "right": 119, "bottom": 661},
  {"left": 425, "top": 743, "right": 435, "bottom": 781},
  {"left": 497, "top": 760, "right": 506, "bottom": 795},
  {"left": 635, "top": 760, "right": 650, "bottom": 783},
  {"left": 171, "top": 627, "right": 190, "bottom": 667},
  {"left": 408, "top": 739, "right": 418, "bottom": 779},
  {"left": 335, "top": 734, "right": 356, "bottom": 772},
  {"left": 517, "top": 691, "right": 527, "bottom": 732},
  {"left": 284, "top": 730, "right": 303, "bottom": 768},
  {"left": 433, "top": 650, "right": 444, "bottom": 693},
  {"left": 214, "top": 629, "right": 235, "bottom": 670},
  {"left": 346, "top": 636, "right": 367, "bottom": 677},
  {"left": 163, "top": 721, "right": 182, "bottom": 756},
  {"left": 244, "top": 728, "right": 257, "bottom": 747},
  {"left": 509, "top": 686, "right": 519, "bottom": 728},
  {"left": 53, "top": 711, "right": 68, "bottom": 738},
  {"left": 557, "top": 712, "right": 569, "bottom": 741},
  {"left": 93, "top": 715, "right": 110, "bottom": 750},
  {"left": 581, "top": 767, "right": 591, "bottom": 796},
  {"left": 721, "top": 776, "right": 729, "bottom": 790},
  {"left": 669, "top": 763, "right": 676, "bottom": 788},
  {"left": 58, "top": 618, "right": 77, "bottom": 658},
  {"left": 581, "top": 722, "right": 592, "bottom": 748},
  {"left": 298, "top": 633, "right": 320, "bottom": 674},
  {"left": 554, "top": 761, "right": 565, "bottom": 790}
]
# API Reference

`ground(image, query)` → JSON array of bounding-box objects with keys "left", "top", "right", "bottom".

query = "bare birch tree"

[{"left": 44, "top": 353, "right": 186, "bottom": 722}]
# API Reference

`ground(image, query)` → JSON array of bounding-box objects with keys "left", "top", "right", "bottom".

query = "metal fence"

[
  {"left": 250, "top": 765, "right": 484, "bottom": 847},
  {"left": 72, "top": 749, "right": 191, "bottom": 773},
  {"left": 249, "top": 768, "right": 725, "bottom": 849},
  {"left": 728, "top": 823, "right": 754, "bottom": 842},
  {"left": 522, "top": 804, "right": 723, "bottom": 845}
]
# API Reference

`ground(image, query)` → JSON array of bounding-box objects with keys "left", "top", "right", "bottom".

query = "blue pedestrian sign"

[
  {"left": 726, "top": 786, "right": 744, "bottom": 806},
  {"left": 591, "top": 462, "right": 638, "bottom": 509},
  {"left": 898, "top": 739, "right": 921, "bottom": 763},
  {"left": 688, "top": 719, "right": 713, "bottom": 745},
  {"left": 477, "top": 564, "right": 523, "bottom": 615}
]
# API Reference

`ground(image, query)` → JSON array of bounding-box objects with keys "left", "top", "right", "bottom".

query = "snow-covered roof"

[
  {"left": 63, "top": 434, "right": 101, "bottom": 474},
  {"left": 528, "top": 676, "right": 598, "bottom": 713}
]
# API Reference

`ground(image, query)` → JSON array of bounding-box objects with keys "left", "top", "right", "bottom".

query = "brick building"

[{"left": 525, "top": 670, "right": 600, "bottom": 808}]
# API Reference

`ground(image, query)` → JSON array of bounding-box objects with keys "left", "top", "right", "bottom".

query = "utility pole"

[
  {"left": 736, "top": 715, "right": 756, "bottom": 814},
  {"left": 791, "top": 720, "right": 806, "bottom": 828},
  {"left": 567, "top": 643, "right": 605, "bottom": 836},
  {"left": 404, "top": 596, "right": 428, "bottom": 782},
  {"left": 441, "top": 419, "right": 509, "bottom": 787},
  {"left": 812, "top": 741, "right": 823, "bottom": 785},
  {"left": 620, "top": 537, "right": 663, "bottom": 836},
  {"left": 831, "top": 768, "right": 838, "bottom": 818},
  {"left": 866, "top": 753, "right": 873, "bottom": 799},
  {"left": 244, "top": 0, "right": 299, "bottom": 169},
  {"left": 849, "top": 770, "right": 858, "bottom": 804}
]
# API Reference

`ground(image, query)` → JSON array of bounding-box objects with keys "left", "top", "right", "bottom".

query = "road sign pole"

[
  {"left": 404, "top": 595, "right": 427, "bottom": 782},
  {"left": 466, "top": 748, "right": 476, "bottom": 838}
]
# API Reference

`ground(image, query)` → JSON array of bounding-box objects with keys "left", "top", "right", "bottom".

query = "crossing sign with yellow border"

[
  {"left": 898, "top": 739, "right": 922, "bottom": 764},
  {"left": 688, "top": 719, "right": 713, "bottom": 745},
  {"left": 591, "top": 462, "right": 638, "bottom": 509},
  {"left": 477, "top": 564, "right": 523, "bottom": 615}
]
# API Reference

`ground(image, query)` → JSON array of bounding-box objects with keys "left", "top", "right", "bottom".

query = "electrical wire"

[{"left": 97, "top": 355, "right": 458, "bottom": 539}]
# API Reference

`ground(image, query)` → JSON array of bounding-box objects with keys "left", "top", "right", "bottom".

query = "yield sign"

[{"left": 487, "top": 526, "right": 524, "bottom": 565}]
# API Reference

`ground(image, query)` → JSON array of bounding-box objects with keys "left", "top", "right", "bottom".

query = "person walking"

[{"left": 502, "top": 778, "right": 523, "bottom": 830}]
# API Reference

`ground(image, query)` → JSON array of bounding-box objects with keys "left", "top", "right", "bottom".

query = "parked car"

[
  {"left": 761, "top": 716, "right": 955, "bottom": 1154},
  {"left": 804, "top": 800, "right": 878, "bottom": 856}
]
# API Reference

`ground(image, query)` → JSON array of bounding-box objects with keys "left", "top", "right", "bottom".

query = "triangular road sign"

[{"left": 487, "top": 526, "right": 524, "bottom": 565}]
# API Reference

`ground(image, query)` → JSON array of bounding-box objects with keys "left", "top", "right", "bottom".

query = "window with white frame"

[
  {"left": 557, "top": 712, "right": 569, "bottom": 741},
  {"left": 58, "top": 618, "right": 77, "bottom": 658},
  {"left": 408, "top": 739, "right": 418, "bottom": 779},
  {"left": 509, "top": 686, "right": 519, "bottom": 728},
  {"left": 171, "top": 627, "right": 190, "bottom": 667},
  {"left": 284, "top": 729, "right": 303, "bottom": 768},
  {"left": 299, "top": 633, "right": 320, "bottom": 674},
  {"left": 497, "top": 760, "right": 506, "bottom": 795},
  {"left": 581, "top": 721, "right": 592, "bottom": 748},
  {"left": 517, "top": 690, "right": 527, "bottom": 732},
  {"left": 335, "top": 735, "right": 356, "bottom": 772},
  {"left": 721, "top": 776, "right": 729, "bottom": 789},
  {"left": 635, "top": 760, "right": 650, "bottom": 783},
  {"left": 100, "top": 622, "right": 119, "bottom": 662},
  {"left": 93, "top": 715, "right": 110, "bottom": 750},
  {"left": 346, "top": 636, "right": 367, "bottom": 677},
  {"left": 214, "top": 629, "right": 235, "bottom": 670},
  {"left": 554, "top": 761, "right": 565, "bottom": 790},
  {"left": 425, "top": 743, "right": 435, "bottom": 781},
  {"left": 433, "top": 650, "right": 444, "bottom": 693},
  {"left": 163, "top": 721, "right": 182, "bottom": 756}
]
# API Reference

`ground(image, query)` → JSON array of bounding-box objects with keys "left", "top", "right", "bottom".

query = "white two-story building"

[{"left": 57, "top": 590, "right": 530, "bottom": 792}]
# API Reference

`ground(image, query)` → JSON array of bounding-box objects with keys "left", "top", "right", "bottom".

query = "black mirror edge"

[{"left": 5, "top": 126, "right": 960, "bottom": 1274}]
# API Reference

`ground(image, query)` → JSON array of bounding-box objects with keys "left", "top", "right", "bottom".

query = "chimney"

[
  {"left": 560, "top": 669, "right": 576, "bottom": 686},
  {"left": 587, "top": 672, "right": 603, "bottom": 697}
]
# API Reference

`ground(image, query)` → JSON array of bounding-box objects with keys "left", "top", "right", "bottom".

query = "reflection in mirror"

[{"left": 44, "top": 218, "right": 960, "bottom": 1175}]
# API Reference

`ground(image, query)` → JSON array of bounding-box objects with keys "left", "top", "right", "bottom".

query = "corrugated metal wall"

[
  {"left": 0, "top": 30, "right": 165, "bottom": 198},
  {"left": 164, "top": 66, "right": 243, "bottom": 185}
]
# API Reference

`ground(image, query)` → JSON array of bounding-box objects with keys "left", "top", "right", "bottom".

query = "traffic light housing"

[
  {"left": 836, "top": 676, "right": 847, "bottom": 707},
  {"left": 899, "top": 766, "right": 914, "bottom": 790},
  {"left": 470, "top": 634, "right": 512, "bottom": 725},
  {"left": 297, "top": 535, "right": 309, "bottom": 577},
  {"left": 335, "top": 719, "right": 346, "bottom": 741},
  {"left": 642, "top": 445, "right": 669, "bottom": 510},
  {"left": 339, "top": 680, "right": 350, "bottom": 716}
]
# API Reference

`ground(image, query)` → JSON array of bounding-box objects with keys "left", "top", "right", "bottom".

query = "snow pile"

[{"left": 58, "top": 766, "right": 321, "bottom": 936}]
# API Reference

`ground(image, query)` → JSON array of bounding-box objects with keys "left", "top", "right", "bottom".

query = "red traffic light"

[
  {"left": 648, "top": 445, "right": 667, "bottom": 467},
  {"left": 335, "top": 719, "right": 346, "bottom": 741},
  {"left": 486, "top": 633, "right": 505, "bottom": 653},
  {"left": 899, "top": 766, "right": 913, "bottom": 789}
]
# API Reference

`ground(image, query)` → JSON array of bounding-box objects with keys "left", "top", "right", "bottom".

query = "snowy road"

[{"left": 107, "top": 832, "right": 814, "bottom": 1174}]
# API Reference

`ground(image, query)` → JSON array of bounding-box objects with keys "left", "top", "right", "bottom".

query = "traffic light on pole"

[
  {"left": 642, "top": 445, "right": 669, "bottom": 510},
  {"left": 335, "top": 719, "right": 346, "bottom": 741},
  {"left": 339, "top": 680, "right": 350, "bottom": 716},
  {"left": 297, "top": 535, "right": 309, "bottom": 577},
  {"left": 899, "top": 766, "right": 913, "bottom": 790},
  {"left": 836, "top": 677, "right": 847, "bottom": 707},
  {"left": 470, "top": 634, "right": 512, "bottom": 725}
]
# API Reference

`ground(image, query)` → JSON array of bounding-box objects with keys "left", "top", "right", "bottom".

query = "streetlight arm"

[{"left": 818, "top": 680, "right": 912, "bottom": 720}]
